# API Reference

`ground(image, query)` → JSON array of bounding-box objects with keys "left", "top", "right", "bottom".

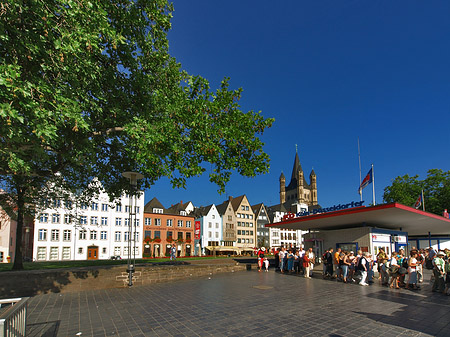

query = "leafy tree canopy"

[
  {"left": 383, "top": 169, "right": 450, "bottom": 215},
  {"left": 0, "top": 0, "right": 273, "bottom": 269}
]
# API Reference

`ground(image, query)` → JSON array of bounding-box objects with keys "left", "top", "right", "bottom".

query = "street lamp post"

[{"left": 122, "top": 171, "right": 144, "bottom": 287}]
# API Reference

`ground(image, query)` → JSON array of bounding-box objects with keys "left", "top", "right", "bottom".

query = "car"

[{"left": 110, "top": 255, "right": 122, "bottom": 260}]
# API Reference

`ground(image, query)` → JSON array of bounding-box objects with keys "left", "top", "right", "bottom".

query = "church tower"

[
  {"left": 279, "top": 172, "right": 286, "bottom": 204},
  {"left": 279, "top": 148, "right": 318, "bottom": 207}
]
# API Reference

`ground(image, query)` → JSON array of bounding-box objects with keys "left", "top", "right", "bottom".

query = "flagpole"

[
  {"left": 358, "top": 138, "right": 362, "bottom": 202},
  {"left": 371, "top": 164, "right": 375, "bottom": 205},
  {"left": 422, "top": 189, "right": 425, "bottom": 211}
]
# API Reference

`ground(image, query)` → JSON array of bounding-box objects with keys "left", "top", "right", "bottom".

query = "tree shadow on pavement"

[
  {"left": 26, "top": 320, "right": 60, "bottom": 337},
  {"left": 354, "top": 289, "right": 450, "bottom": 336}
]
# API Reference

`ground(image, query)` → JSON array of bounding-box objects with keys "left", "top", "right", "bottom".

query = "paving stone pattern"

[{"left": 26, "top": 269, "right": 450, "bottom": 337}]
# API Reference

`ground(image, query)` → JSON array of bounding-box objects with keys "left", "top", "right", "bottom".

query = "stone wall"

[{"left": 0, "top": 262, "right": 247, "bottom": 298}]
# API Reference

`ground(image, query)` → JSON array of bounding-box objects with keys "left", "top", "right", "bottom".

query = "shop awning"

[{"left": 266, "top": 203, "right": 450, "bottom": 236}]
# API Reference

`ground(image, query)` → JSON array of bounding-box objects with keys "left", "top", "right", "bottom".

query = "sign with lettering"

[{"left": 282, "top": 201, "right": 364, "bottom": 221}]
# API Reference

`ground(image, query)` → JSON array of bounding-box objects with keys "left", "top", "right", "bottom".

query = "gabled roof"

[
  {"left": 230, "top": 195, "right": 246, "bottom": 212},
  {"left": 166, "top": 201, "right": 193, "bottom": 215},
  {"left": 216, "top": 199, "right": 232, "bottom": 216},
  {"left": 251, "top": 203, "right": 264, "bottom": 215},
  {"left": 192, "top": 204, "right": 215, "bottom": 218},
  {"left": 144, "top": 197, "right": 165, "bottom": 213}
]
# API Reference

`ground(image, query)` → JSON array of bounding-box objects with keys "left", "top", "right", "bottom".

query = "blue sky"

[{"left": 145, "top": 0, "right": 450, "bottom": 210}]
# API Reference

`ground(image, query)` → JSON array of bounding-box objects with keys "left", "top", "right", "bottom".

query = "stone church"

[{"left": 279, "top": 151, "right": 318, "bottom": 212}]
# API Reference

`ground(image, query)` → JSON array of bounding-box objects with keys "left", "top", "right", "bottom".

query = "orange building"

[{"left": 143, "top": 198, "right": 195, "bottom": 258}]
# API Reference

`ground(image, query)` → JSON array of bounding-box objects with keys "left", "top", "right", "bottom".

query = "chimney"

[{"left": 180, "top": 200, "right": 183, "bottom": 204}]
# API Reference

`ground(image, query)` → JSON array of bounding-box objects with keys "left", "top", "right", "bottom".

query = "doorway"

[{"left": 87, "top": 246, "right": 98, "bottom": 260}]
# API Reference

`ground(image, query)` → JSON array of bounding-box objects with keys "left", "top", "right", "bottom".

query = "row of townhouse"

[{"left": 1, "top": 191, "right": 305, "bottom": 263}]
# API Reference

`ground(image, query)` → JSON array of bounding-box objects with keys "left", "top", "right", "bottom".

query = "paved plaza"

[{"left": 26, "top": 268, "right": 450, "bottom": 337}]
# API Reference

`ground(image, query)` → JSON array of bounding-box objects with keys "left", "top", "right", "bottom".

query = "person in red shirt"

[{"left": 257, "top": 247, "right": 266, "bottom": 272}]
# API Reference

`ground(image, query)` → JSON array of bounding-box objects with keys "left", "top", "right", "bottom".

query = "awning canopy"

[
  {"left": 266, "top": 203, "right": 450, "bottom": 236},
  {"left": 204, "top": 246, "right": 239, "bottom": 252}
]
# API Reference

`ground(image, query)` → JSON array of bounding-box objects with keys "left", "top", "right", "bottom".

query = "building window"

[
  {"left": 167, "top": 231, "right": 173, "bottom": 239},
  {"left": 80, "top": 203, "right": 88, "bottom": 210},
  {"left": 38, "top": 229, "right": 47, "bottom": 241},
  {"left": 237, "top": 238, "right": 241, "bottom": 243},
  {"left": 90, "top": 216, "right": 98, "bottom": 225},
  {"left": 125, "top": 205, "right": 130, "bottom": 213},
  {"left": 124, "top": 232, "right": 129, "bottom": 242},
  {"left": 52, "top": 213, "right": 60, "bottom": 223},
  {"left": 114, "top": 247, "right": 121, "bottom": 255},
  {"left": 62, "top": 247, "right": 71, "bottom": 260},
  {"left": 208, "top": 222, "right": 212, "bottom": 228},
  {"left": 237, "top": 230, "right": 241, "bottom": 235},
  {"left": 144, "top": 230, "right": 151, "bottom": 239},
  {"left": 116, "top": 204, "right": 122, "bottom": 212},
  {"left": 215, "top": 232, "right": 219, "bottom": 238},
  {"left": 177, "top": 232, "right": 183, "bottom": 240},
  {"left": 63, "top": 230, "right": 71, "bottom": 241},
  {"left": 78, "top": 247, "right": 83, "bottom": 254},
  {"left": 134, "top": 232, "right": 139, "bottom": 241},
  {"left": 186, "top": 233, "right": 191, "bottom": 241},
  {"left": 135, "top": 206, "right": 140, "bottom": 214},
  {"left": 155, "top": 218, "right": 161, "bottom": 226},
  {"left": 40, "top": 213, "right": 48, "bottom": 223},
  {"left": 124, "top": 218, "right": 130, "bottom": 227},
  {"left": 186, "top": 221, "right": 191, "bottom": 228},
  {"left": 145, "top": 218, "right": 151, "bottom": 226},
  {"left": 167, "top": 219, "right": 173, "bottom": 227},
  {"left": 53, "top": 199, "right": 61, "bottom": 208},
  {"left": 91, "top": 202, "right": 98, "bottom": 211},
  {"left": 80, "top": 216, "right": 87, "bottom": 225},
  {"left": 51, "top": 229, "right": 59, "bottom": 241},
  {"left": 177, "top": 220, "right": 183, "bottom": 227},
  {"left": 215, "top": 223, "right": 219, "bottom": 228},
  {"left": 50, "top": 247, "right": 59, "bottom": 260},
  {"left": 79, "top": 230, "right": 87, "bottom": 240},
  {"left": 37, "top": 247, "right": 46, "bottom": 260},
  {"left": 65, "top": 200, "right": 72, "bottom": 209},
  {"left": 208, "top": 231, "right": 212, "bottom": 238},
  {"left": 154, "top": 231, "right": 161, "bottom": 239},
  {"left": 180, "top": 211, "right": 186, "bottom": 216},
  {"left": 102, "top": 203, "right": 108, "bottom": 212},
  {"left": 153, "top": 208, "right": 163, "bottom": 214},
  {"left": 115, "top": 232, "right": 121, "bottom": 242},
  {"left": 64, "top": 214, "right": 71, "bottom": 224},
  {"left": 102, "top": 247, "right": 107, "bottom": 254},
  {"left": 115, "top": 218, "right": 122, "bottom": 226},
  {"left": 101, "top": 231, "right": 107, "bottom": 240},
  {"left": 134, "top": 219, "right": 140, "bottom": 227},
  {"left": 101, "top": 217, "right": 108, "bottom": 225},
  {"left": 90, "top": 230, "right": 97, "bottom": 240}
]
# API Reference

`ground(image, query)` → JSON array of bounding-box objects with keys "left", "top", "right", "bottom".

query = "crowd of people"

[{"left": 256, "top": 246, "right": 450, "bottom": 295}]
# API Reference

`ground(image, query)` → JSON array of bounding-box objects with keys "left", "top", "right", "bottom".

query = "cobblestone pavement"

[{"left": 26, "top": 269, "right": 450, "bottom": 337}]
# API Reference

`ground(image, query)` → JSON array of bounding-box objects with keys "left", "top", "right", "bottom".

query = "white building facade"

[{"left": 33, "top": 190, "right": 144, "bottom": 261}]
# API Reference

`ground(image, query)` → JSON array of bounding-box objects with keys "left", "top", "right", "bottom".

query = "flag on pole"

[
  {"left": 414, "top": 191, "right": 423, "bottom": 209},
  {"left": 358, "top": 168, "right": 373, "bottom": 195}
]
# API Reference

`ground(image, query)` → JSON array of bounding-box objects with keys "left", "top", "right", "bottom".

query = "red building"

[{"left": 143, "top": 198, "right": 195, "bottom": 258}]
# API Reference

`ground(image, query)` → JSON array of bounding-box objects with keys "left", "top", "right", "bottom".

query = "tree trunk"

[{"left": 12, "top": 181, "right": 25, "bottom": 271}]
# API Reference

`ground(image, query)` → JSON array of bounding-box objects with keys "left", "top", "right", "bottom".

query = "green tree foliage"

[
  {"left": 0, "top": 0, "right": 273, "bottom": 269},
  {"left": 383, "top": 169, "right": 450, "bottom": 215}
]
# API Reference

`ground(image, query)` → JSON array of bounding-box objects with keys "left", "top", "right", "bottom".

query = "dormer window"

[
  {"left": 180, "top": 211, "right": 186, "bottom": 216},
  {"left": 153, "top": 208, "right": 163, "bottom": 214}
]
